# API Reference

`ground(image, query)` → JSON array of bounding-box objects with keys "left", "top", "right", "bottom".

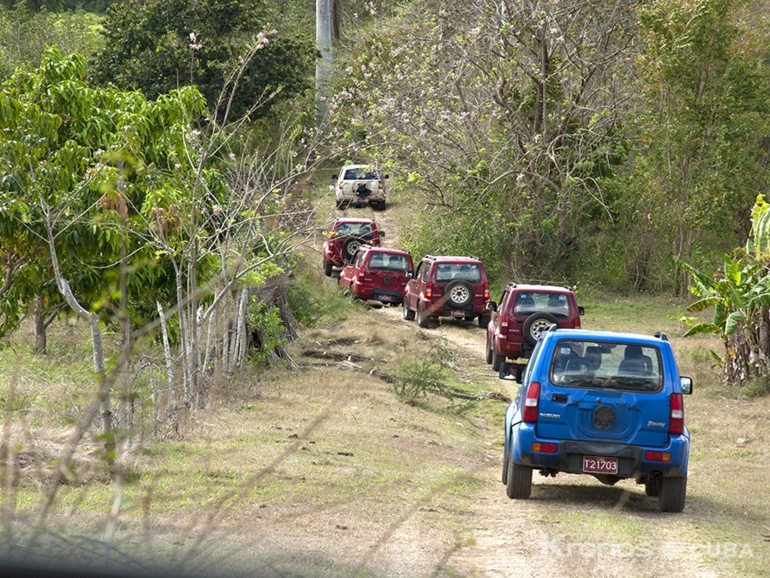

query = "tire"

[
  {"left": 522, "top": 312, "right": 559, "bottom": 346},
  {"left": 492, "top": 349, "right": 506, "bottom": 372},
  {"left": 402, "top": 300, "right": 415, "bottom": 321},
  {"left": 444, "top": 279, "right": 473, "bottom": 309},
  {"left": 342, "top": 237, "right": 362, "bottom": 263},
  {"left": 478, "top": 314, "right": 491, "bottom": 329},
  {"left": 417, "top": 303, "right": 431, "bottom": 328},
  {"left": 506, "top": 456, "right": 532, "bottom": 499},
  {"left": 373, "top": 200, "right": 386, "bottom": 211},
  {"left": 659, "top": 475, "right": 687, "bottom": 513},
  {"left": 485, "top": 336, "right": 494, "bottom": 364},
  {"left": 645, "top": 478, "right": 661, "bottom": 497},
  {"left": 502, "top": 447, "right": 509, "bottom": 485},
  {"left": 323, "top": 260, "right": 333, "bottom": 277}
]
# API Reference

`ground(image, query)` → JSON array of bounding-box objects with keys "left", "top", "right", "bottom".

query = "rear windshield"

[
  {"left": 343, "top": 168, "right": 378, "bottom": 180},
  {"left": 548, "top": 339, "right": 662, "bottom": 392},
  {"left": 368, "top": 252, "right": 410, "bottom": 272},
  {"left": 513, "top": 292, "right": 572, "bottom": 317},
  {"left": 335, "top": 223, "right": 373, "bottom": 237},
  {"left": 434, "top": 263, "right": 481, "bottom": 282}
]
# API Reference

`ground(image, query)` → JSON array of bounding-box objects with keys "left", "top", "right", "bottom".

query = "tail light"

[
  {"left": 574, "top": 316, "right": 581, "bottom": 328},
  {"left": 500, "top": 314, "right": 510, "bottom": 336},
  {"left": 522, "top": 382, "right": 541, "bottom": 423},
  {"left": 483, "top": 283, "right": 490, "bottom": 300},
  {"left": 425, "top": 282, "right": 433, "bottom": 299},
  {"left": 669, "top": 393, "right": 684, "bottom": 434}
]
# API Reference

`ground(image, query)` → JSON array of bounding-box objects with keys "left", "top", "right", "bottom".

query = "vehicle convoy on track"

[
  {"left": 485, "top": 283, "right": 584, "bottom": 371},
  {"left": 338, "top": 245, "right": 414, "bottom": 305},
  {"left": 499, "top": 327, "right": 693, "bottom": 512},
  {"left": 402, "top": 255, "right": 491, "bottom": 329},
  {"left": 322, "top": 218, "right": 384, "bottom": 277}
]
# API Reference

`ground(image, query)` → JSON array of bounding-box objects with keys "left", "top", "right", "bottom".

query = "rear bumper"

[
  {"left": 511, "top": 423, "right": 689, "bottom": 478},
  {"left": 496, "top": 337, "right": 534, "bottom": 359},
  {"left": 337, "top": 191, "right": 385, "bottom": 203},
  {"left": 423, "top": 300, "right": 485, "bottom": 319},
  {"left": 352, "top": 283, "right": 403, "bottom": 303}
]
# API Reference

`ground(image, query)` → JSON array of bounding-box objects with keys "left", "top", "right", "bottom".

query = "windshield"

[
  {"left": 513, "top": 291, "right": 572, "bottom": 317},
  {"left": 549, "top": 339, "right": 662, "bottom": 392},
  {"left": 335, "top": 223, "right": 372, "bottom": 237},
  {"left": 368, "top": 252, "right": 410, "bottom": 272},
  {"left": 343, "top": 167, "right": 378, "bottom": 180},
  {"left": 434, "top": 263, "right": 481, "bottom": 282}
]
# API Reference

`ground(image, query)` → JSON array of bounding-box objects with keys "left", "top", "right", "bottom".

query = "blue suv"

[{"left": 500, "top": 327, "right": 693, "bottom": 512}]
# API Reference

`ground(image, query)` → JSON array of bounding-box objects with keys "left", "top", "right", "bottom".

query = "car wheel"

[
  {"left": 502, "top": 447, "right": 509, "bottom": 485},
  {"left": 485, "top": 336, "right": 493, "bottom": 364},
  {"left": 417, "top": 303, "right": 430, "bottom": 328},
  {"left": 323, "top": 260, "right": 333, "bottom": 277},
  {"left": 659, "top": 475, "right": 687, "bottom": 513},
  {"left": 402, "top": 300, "right": 415, "bottom": 321},
  {"left": 478, "top": 313, "right": 491, "bottom": 329},
  {"left": 645, "top": 478, "right": 661, "bottom": 497},
  {"left": 445, "top": 279, "right": 474, "bottom": 309},
  {"left": 342, "top": 237, "right": 362, "bottom": 263},
  {"left": 492, "top": 349, "right": 506, "bottom": 372},
  {"left": 522, "top": 312, "right": 559, "bottom": 346},
  {"left": 506, "top": 456, "right": 532, "bottom": 499}
]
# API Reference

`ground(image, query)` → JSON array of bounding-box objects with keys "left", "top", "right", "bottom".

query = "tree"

[
  {"left": 631, "top": 0, "right": 770, "bottom": 292},
  {"left": 90, "top": 0, "right": 316, "bottom": 120},
  {"left": 330, "top": 0, "right": 638, "bottom": 281}
]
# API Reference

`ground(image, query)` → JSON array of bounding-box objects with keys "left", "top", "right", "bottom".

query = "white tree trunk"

[
  {"left": 156, "top": 301, "right": 177, "bottom": 432},
  {"left": 316, "top": 0, "right": 333, "bottom": 128}
]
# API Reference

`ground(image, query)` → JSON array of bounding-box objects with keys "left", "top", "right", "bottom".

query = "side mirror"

[
  {"left": 578, "top": 306, "right": 585, "bottom": 316},
  {"left": 498, "top": 362, "right": 522, "bottom": 382},
  {"left": 379, "top": 232, "right": 385, "bottom": 238},
  {"left": 406, "top": 271, "right": 414, "bottom": 278},
  {"left": 383, "top": 174, "right": 390, "bottom": 179},
  {"left": 486, "top": 301, "right": 497, "bottom": 312},
  {"left": 681, "top": 376, "right": 693, "bottom": 394},
  {"left": 332, "top": 174, "right": 337, "bottom": 180}
]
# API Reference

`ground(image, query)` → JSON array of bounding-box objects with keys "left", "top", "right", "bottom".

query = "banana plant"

[{"left": 678, "top": 194, "right": 770, "bottom": 385}]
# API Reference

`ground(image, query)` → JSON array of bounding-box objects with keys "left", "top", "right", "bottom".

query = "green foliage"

[
  {"left": 0, "top": 5, "right": 104, "bottom": 79},
  {"left": 0, "top": 46, "right": 210, "bottom": 336},
  {"left": 391, "top": 341, "right": 454, "bottom": 402},
  {"left": 248, "top": 300, "right": 286, "bottom": 367},
  {"left": 678, "top": 194, "right": 770, "bottom": 385},
  {"left": 632, "top": 0, "right": 770, "bottom": 292},
  {"left": 90, "top": 0, "right": 316, "bottom": 120}
]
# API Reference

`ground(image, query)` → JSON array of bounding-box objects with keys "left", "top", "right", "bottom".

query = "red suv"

[
  {"left": 402, "top": 255, "right": 490, "bottom": 328},
  {"left": 339, "top": 245, "right": 414, "bottom": 305},
  {"left": 322, "top": 218, "right": 385, "bottom": 277},
  {"left": 485, "top": 283, "right": 584, "bottom": 370}
]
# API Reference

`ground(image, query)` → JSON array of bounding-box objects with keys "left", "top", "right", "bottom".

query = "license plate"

[
  {"left": 451, "top": 310, "right": 465, "bottom": 317},
  {"left": 378, "top": 295, "right": 394, "bottom": 302},
  {"left": 582, "top": 455, "right": 618, "bottom": 475}
]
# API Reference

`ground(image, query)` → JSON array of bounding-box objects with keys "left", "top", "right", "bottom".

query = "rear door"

[{"left": 534, "top": 340, "right": 670, "bottom": 448}]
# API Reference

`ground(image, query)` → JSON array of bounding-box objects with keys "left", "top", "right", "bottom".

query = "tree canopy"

[{"left": 90, "top": 0, "right": 316, "bottom": 120}]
